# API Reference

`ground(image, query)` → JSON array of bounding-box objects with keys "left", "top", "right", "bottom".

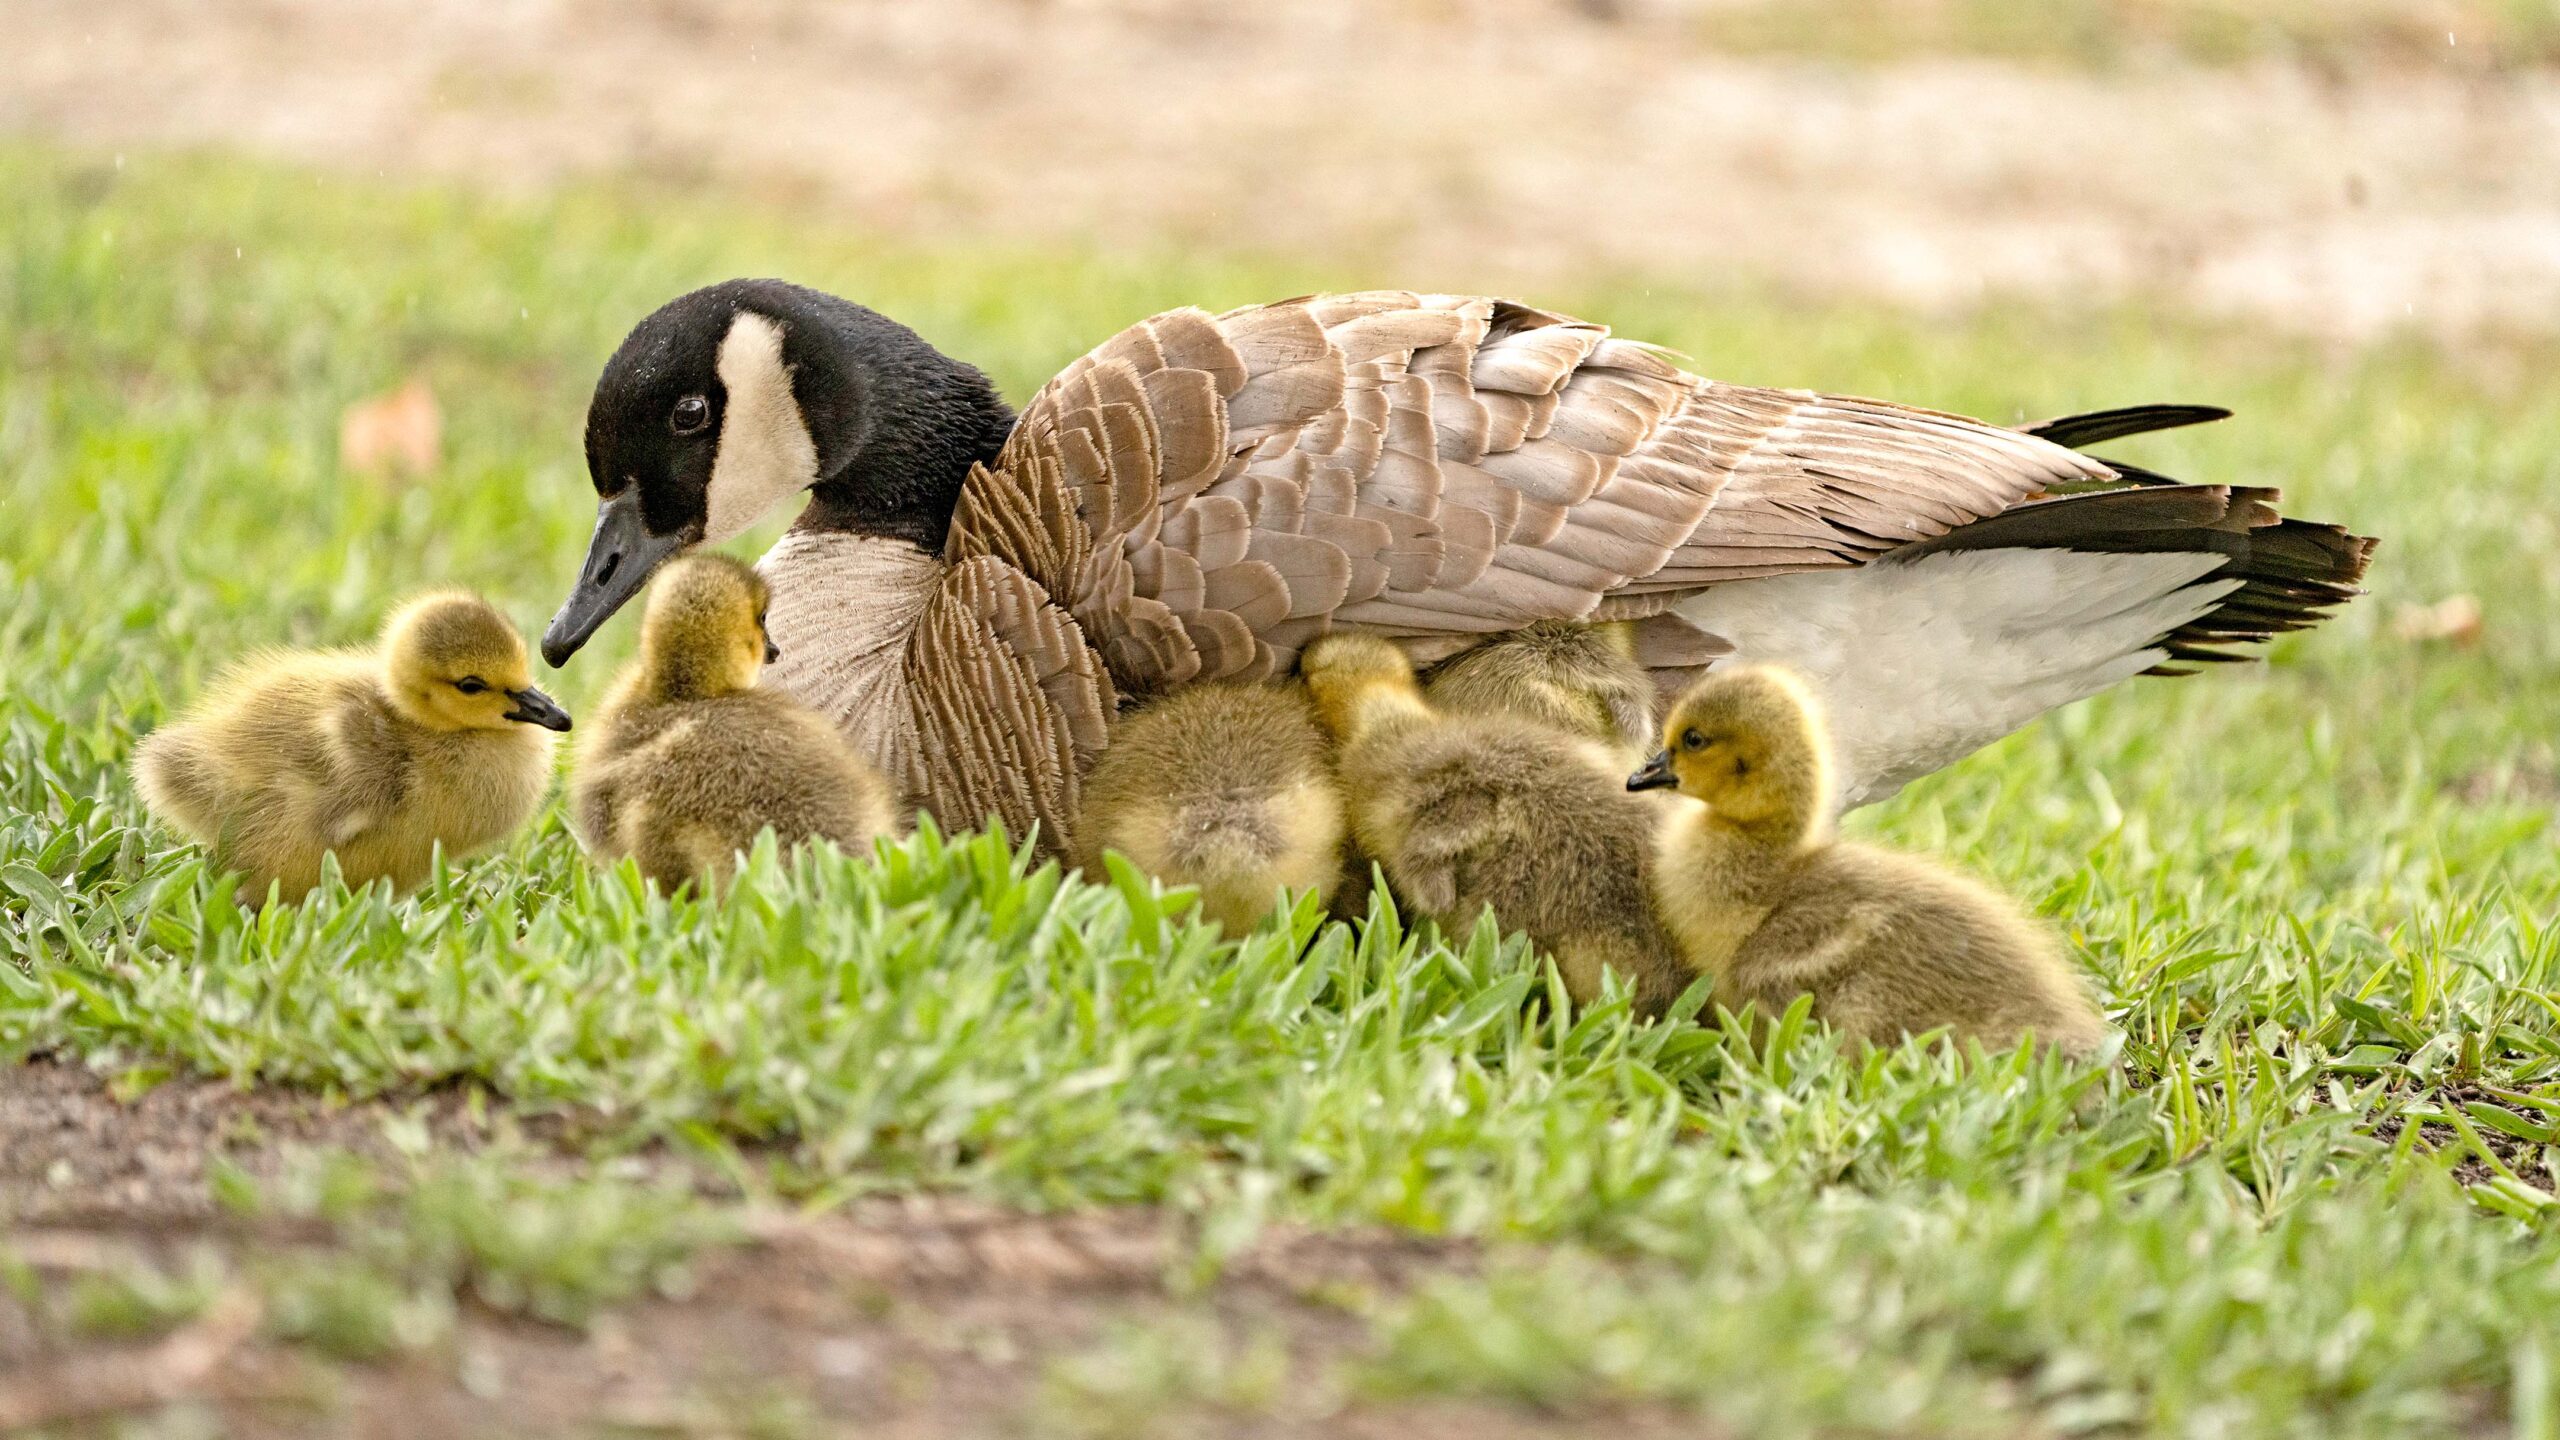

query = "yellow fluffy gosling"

[
  {"left": 1076, "top": 681, "right": 1345, "bottom": 933},
  {"left": 1423, "top": 620, "right": 1656, "bottom": 764},
  {"left": 1629, "top": 666, "right": 2107, "bottom": 1055},
  {"left": 132, "top": 592, "right": 569, "bottom": 902},
  {"left": 1301, "top": 632, "right": 1693, "bottom": 1016},
  {"left": 573, "top": 554, "right": 898, "bottom": 893}
]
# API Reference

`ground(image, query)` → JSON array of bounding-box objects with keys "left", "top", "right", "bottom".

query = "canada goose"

[
  {"left": 1075, "top": 681, "right": 1344, "bottom": 932},
  {"left": 1629, "top": 665, "right": 2107, "bottom": 1055},
  {"left": 572, "top": 554, "right": 899, "bottom": 893},
  {"left": 132, "top": 592, "right": 570, "bottom": 903},
  {"left": 1302, "top": 632, "right": 1693, "bottom": 1015},
  {"left": 1422, "top": 619, "right": 1664, "bottom": 764},
  {"left": 543, "top": 282, "right": 2373, "bottom": 857}
]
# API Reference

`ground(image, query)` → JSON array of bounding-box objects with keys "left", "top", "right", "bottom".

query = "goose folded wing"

[
  {"left": 978, "top": 292, "right": 2121, "bottom": 694},
  {"left": 903, "top": 556, "right": 1116, "bottom": 857}
]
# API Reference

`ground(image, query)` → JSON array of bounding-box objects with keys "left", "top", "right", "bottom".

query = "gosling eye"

[
  {"left": 454, "top": 677, "right": 490, "bottom": 695},
  {"left": 670, "top": 394, "right": 711, "bottom": 435},
  {"left": 1681, "top": 728, "right": 1705, "bottom": 750}
]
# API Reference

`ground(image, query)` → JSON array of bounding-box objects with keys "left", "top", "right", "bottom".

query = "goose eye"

[
  {"left": 454, "top": 677, "right": 489, "bottom": 695},
  {"left": 670, "top": 394, "right": 711, "bottom": 435},
  {"left": 1681, "top": 728, "right": 1705, "bottom": 750}
]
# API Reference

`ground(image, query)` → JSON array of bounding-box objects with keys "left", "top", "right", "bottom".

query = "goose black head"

[{"left": 543, "top": 279, "right": 1015, "bottom": 666}]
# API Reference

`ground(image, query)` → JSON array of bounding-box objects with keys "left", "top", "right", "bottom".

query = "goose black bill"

[{"left": 542, "top": 489, "right": 693, "bottom": 666}]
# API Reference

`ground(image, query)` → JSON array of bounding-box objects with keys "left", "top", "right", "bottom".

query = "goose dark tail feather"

[
  {"left": 1890, "top": 484, "right": 2376, "bottom": 674},
  {"left": 2019, "top": 403, "right": 2233, "bottom": 450},
  {"left": 2021, "top": 402, "right": 2233, "bottom": 491}
]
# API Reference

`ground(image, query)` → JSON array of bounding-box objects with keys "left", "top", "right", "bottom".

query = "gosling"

[
  {"left": 132, "top": 592, "right": 570, "bottom": 903},
  {"left": 1301, "top": 632, "right": 1693, "bottom": 1016},
  {"left": 1423, "top": 620, "right": 1656, "bottom": 763},
  {"left": 572, "top": 554, "right": 898, "bottom": 893},
  {"left": 1076, "top": 681, "right": 1345, "bottom": 933},
  {"left": 1629, "top": 666, "right": 2108, "bottom": 1055}
]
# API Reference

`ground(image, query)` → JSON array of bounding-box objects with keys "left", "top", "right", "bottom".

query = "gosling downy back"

[
  {"left": 1303, "top": 632, "right": 1694, "bottom": 1016},
  {"left": 1076, "top": 681, "right": 1344, "bottom": 933},
  {"left": 1422, "top": 620, "right": 1660, "bottom": 761},
  {"left": 573, "top": 553, "right": 898, "bottom": 893}
]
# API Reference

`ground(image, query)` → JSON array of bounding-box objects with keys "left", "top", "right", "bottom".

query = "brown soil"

[
  {"left": 0, "top": 1054, "right": 560, "bottom": 1227},
  {"left": 0, "top": 1058, "right": 1706, "bottom": 1437},
  {"left": 2371, "top": 1081, "right": 2558, "bottom": 1192},
  {"left": 7, "top": 0, "right": 2558, "bottom": 338}
]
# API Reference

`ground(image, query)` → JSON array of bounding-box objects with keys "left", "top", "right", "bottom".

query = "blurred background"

[{"left": 11, "top": 0, "right": 2557, "bottom": 340}]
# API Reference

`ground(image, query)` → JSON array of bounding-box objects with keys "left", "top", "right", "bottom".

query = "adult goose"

[{"left": 543, "top": 280, "right": 2371, "bottom": 855}]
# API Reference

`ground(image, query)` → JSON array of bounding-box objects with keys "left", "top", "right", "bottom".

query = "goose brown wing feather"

[
  {"left": 991, "top": 293, "right": 2112, "bottom": 697},
  {"left": 904, "top": 557, "right": 1114, "bottom": 855}
]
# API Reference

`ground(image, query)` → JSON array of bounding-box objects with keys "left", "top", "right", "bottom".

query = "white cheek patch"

[{"left": 703, "top": 311, "right": 821, "bottom": 543}]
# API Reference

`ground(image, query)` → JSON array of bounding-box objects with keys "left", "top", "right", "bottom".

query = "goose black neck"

[{"left": 773, "top": 286, "right": 1016, "bottom": 554}]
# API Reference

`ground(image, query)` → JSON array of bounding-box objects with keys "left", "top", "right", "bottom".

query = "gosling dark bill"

[
  {"left": 1627, "top": 751, "right": 1676, "bottom": 792},
  {"left": 504, "top": 686, "right": 575, "bottom": 732}
]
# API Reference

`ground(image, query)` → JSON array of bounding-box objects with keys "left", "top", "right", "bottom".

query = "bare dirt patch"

[
  {"left": 8, "top": 0, "right": 2558, "bottom": 337},
  {"left": 0, "top": 1053, "right": 545, "bottom": 1226},
  {"left": 2372, "top": 1081, "right": 2559, "bottom": 1193},
  {"left": 0, "top": 1058, "right": 1695, "bottom": 1437}
]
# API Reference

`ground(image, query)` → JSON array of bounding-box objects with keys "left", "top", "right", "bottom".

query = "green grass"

[{"left": 4, "top": 143, "right": 2559, "bottom": 1435}]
